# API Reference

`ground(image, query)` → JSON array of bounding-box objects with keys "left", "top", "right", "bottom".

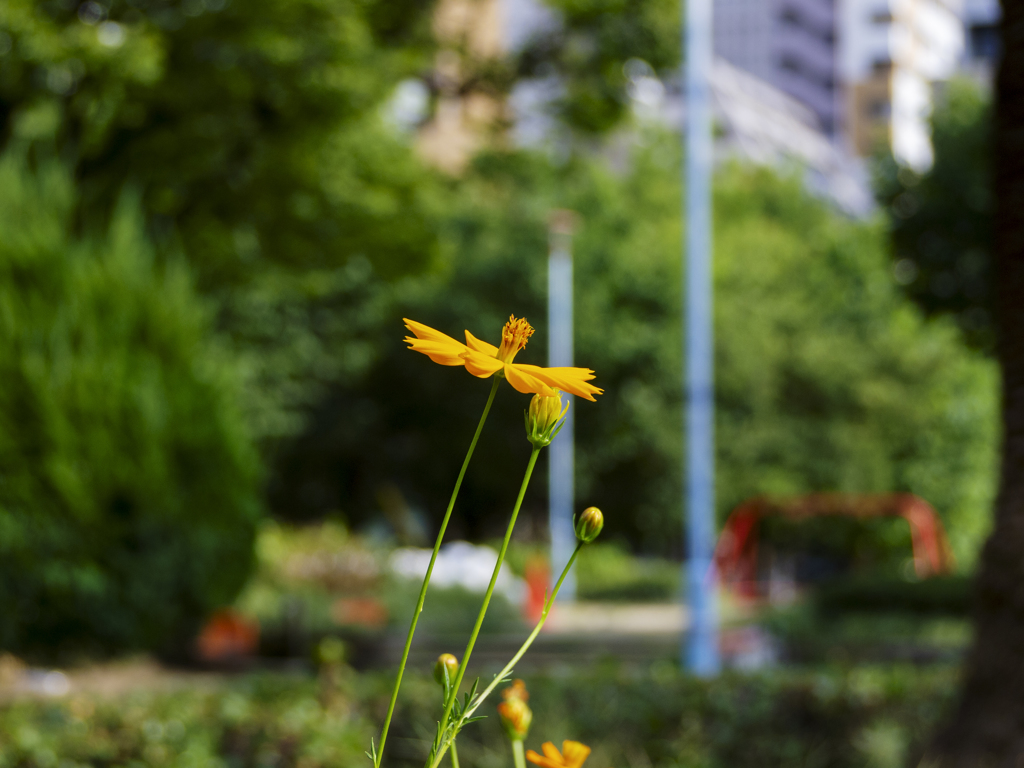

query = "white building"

[{"left": 838, "top": 0, "right": 965, "bottom": 169}]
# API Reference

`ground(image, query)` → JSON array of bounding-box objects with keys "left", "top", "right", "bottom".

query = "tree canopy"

[
  {"left": 0, "top": 0, "right": 439, "bottom": 288},
  {"left": 875, "top": 79, "right": 993, "bottom": 349}
]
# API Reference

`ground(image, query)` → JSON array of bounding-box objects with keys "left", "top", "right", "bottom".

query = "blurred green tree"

[
  {"left": 0, "top": 0, "right": 438, "bottom": 287},
  {"left": 514, "top": 0, "right": 680, "bottom": 133},
  {"left": 0, "top": 0, "right": 443, "bottom": 443},
  {"left": 0, "top": 154, "right": 261, "bottom": 658},
  {"left": 875, "top": 79, "right": 993, "bottom": 349},
  {"left": 520, "top": 0, "right": 679, "bottom": 133},
  {"left": 271, "top": 135, "right": 997, "bottom": 563}
]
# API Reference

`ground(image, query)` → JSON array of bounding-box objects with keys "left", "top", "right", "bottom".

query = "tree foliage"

[
  {"left": 0, "top": 0, "right": 439, "bottom": 288},
  {"left": 875, "top": 79, "right": 993, "bottom": 349},
  {"left": 511, "top": 0, "right": 680, "bottom": 134},
  {"left": 0, "top": 155, "right": 261, "bottom": 658}
]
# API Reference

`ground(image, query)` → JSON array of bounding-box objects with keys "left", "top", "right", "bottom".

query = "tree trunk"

[{"left": 928, "top": 2, "right": 1024, "bottom": 764}]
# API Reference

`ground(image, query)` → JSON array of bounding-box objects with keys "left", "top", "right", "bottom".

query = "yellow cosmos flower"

[
  {"left": 526, "top": 740, "right": 592, "bottom": 768},
  {"left": 403, "top": 316, "right": 603, "bottom": 401}
]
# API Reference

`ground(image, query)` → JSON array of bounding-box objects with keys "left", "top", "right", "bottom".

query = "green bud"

[
  {"left": 525, "top": 392, "right": 569, "bottom": 448},
  {"left": 433, "top": 653, "right": 459, "bottom": 687},
  {"left": 574, "top": 506, "right": 604, "bottom": 543}
]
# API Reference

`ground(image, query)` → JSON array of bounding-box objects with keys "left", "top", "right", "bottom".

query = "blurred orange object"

[
  {"left": 197, "top": 609, "right": 259, "bottom": 660},
  {"left": 524, "top": 556, "right": 550, "bottom": 623},
  {"left": 331, "top": 597, "right": 388, "bottom": 628}
]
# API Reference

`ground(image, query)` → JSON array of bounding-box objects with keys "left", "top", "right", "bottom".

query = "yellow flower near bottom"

[{"left": 526, "top": 740, "right": 592, "bottom": 768}]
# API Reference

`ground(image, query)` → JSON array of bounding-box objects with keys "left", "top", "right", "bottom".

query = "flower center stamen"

[{"left": 497, "top": 315, "right": 534, "bottom": 363}]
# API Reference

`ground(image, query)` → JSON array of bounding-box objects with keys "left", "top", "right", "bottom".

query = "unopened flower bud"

[
  {"left": 433, "top": 653, "right": 459, "bottom": 687},
  {"left": 497, "top": 680, "right": 533, "bottom": 740},
  {"left": 574, "top": 506, "right": 604, "bottom": 543},
  {"left": 525, "top": 393, "right": 569, "bottom": 448}
]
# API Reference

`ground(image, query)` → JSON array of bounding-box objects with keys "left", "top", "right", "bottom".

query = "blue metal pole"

[
  {"left": 682, "top": 0, "right": 720, "bottom": 674},
  {"left": 549, "top": 211, "right": 577, "bottom": 601}
]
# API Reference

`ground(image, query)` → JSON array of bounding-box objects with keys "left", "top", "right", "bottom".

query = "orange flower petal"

[
  {"left": 505, "top": 364, "right": 558, "bottom": 396},
  {"left": 465, "top": 330, "right": 499, "bottom": 356},
  {"left": 514, "top": 364, "right": 603, "bottom": 401},
  {"left": 404, "top": 319, "right": 465, "bottom": 347},
  {"left": 462, "top": 349, "right": 505, "bottom": 378},
  {"left": 405, "top": 338, "right": 468, "bottom": 366},
  {"left": 560, "top": 741, "right": 592, "bottom": 768},
  {"left": 526, "top": 749, "right": 562, "bottom": 768},
  {"left": 541, "top": 743, "right": 564, "bottom": 761}
]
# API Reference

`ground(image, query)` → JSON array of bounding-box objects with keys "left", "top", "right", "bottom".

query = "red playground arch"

[{"left": 713, "top": 494, "right": 955, "bottom": 597}]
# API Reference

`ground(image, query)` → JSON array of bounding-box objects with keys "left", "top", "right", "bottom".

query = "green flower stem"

[
  {"left": 374, "top": 377, "right": 501, "bottom": 768},
  {"left": 511, "top": 740, "right": 526, "bottom": 768},
  {"left": 432, "top": 446, "right": 542, "bottom": 765},
  {"left": 450, "top": 742, "right": 460, "bottom": 768},
  {"left": 428, "top": 542, "right": 585, "bottom": 768}
]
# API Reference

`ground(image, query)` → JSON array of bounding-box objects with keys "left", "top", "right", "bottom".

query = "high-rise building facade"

[
  {"left": 838, "top": 0, "right": 965, "bottom": 169},
  {"left": 716, "top": 0, "right": 967, "bottom": 170},
  {"left": 960, "top": 0, "right": 1000, "bottom": 78},
  {"left": 714, "top": 0, "right": 840, "bottom": 134}
]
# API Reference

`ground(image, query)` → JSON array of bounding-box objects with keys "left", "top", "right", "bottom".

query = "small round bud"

[
  {"left": 574, "top": 506, "right": 604, "bottom": 543},
  {"left": 433, "top": 653, "right": 459, "bottom": 687},
  {"left": 525, "top": 393, "right": 569, "bottom": 448},
  {"left": 497, "top": 680, "right": 533, "bottom": 740}
]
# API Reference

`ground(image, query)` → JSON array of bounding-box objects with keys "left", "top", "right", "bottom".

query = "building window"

[
  {"left": 872, "top": 58, "right": 892, "bottom": 73},
  {"left": 871, "top": 11, "right": 893, "bottom": 23},
  {"left": 779, "top": 54, "right": 801, "bottom": 73},
  {"left": 970, "top": 24, "right": 1001, "bottom": 61}
]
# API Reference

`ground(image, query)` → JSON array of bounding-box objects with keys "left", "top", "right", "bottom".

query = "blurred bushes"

[
  {"left": 0, "top": 156, "right": 260, "bottom": 659},
  {"left": 758, "top": 516, "right": 917, "bottom": 582},
  {"left": 0, "top": 665, "right": 957, "bottom": 768},
  {"left": 0, "top": 673, "right": 372, "bottom": 768},
  {"left": 574, "top": 543, "right": 680, "bottom": 602},
  {"left": 234, "top": 522, "right": 522, "bottom": 645},
  {"left": 815, "top": 574, "right": 973, "bottom": 617},
  {"left": 271, "top": 137, "right": 997, "bottom": 563}
]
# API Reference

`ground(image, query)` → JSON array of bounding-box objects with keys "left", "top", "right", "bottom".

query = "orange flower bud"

[{"left": 497, "top": 680, "right": 533, "bottom": 739}]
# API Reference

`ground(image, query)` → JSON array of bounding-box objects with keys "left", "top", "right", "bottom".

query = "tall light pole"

[
  {"left": 682, "top": 0, "right": 720, "bottom": 674},
  {"left": 548, "top": 209, "right": 578, "bottom": 601}
]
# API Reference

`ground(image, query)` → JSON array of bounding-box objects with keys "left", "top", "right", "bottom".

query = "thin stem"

[
  {"left": 432, "top": 446, "right": 542, "bottom": 765},
  {"left": 512, "top": 740, "right": 526, "bottom": 768},
  {"left": 450, "top": 742, "right": 460, "bottom": 768},
  {"left": 374, "top": 377, "right": 501, "bottom": 767},
  {"left": 428, "top": 543, "right": 585, "bottom": 768}
]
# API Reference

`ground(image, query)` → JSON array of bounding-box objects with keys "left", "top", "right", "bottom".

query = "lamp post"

[
  {"left": 548, "top": 209, "right": 578, "bottom": 601},
  {"left": 682, "top": 0, "right": 720, "bottom": 675}
]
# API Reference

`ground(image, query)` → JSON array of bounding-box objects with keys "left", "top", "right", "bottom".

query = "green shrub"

[
  {"left": 575, "top": 543, "right": 680, "bottom": 602},
  {"left": 0, "top": 156, "right": 261, "bottom": 659},
  {"left": 0, "top": 664, "right": 959, "bottom": 768},
  {"left": 0, "top": 673, "right": 371, "bottom": 768},
  {"left": 815, "top": 574, "right": 973, "bottom": 616}
]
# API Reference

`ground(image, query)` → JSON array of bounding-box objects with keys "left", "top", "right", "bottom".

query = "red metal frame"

[{"left": 713, "top": 494, "right": 955, "bottom": 597}]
